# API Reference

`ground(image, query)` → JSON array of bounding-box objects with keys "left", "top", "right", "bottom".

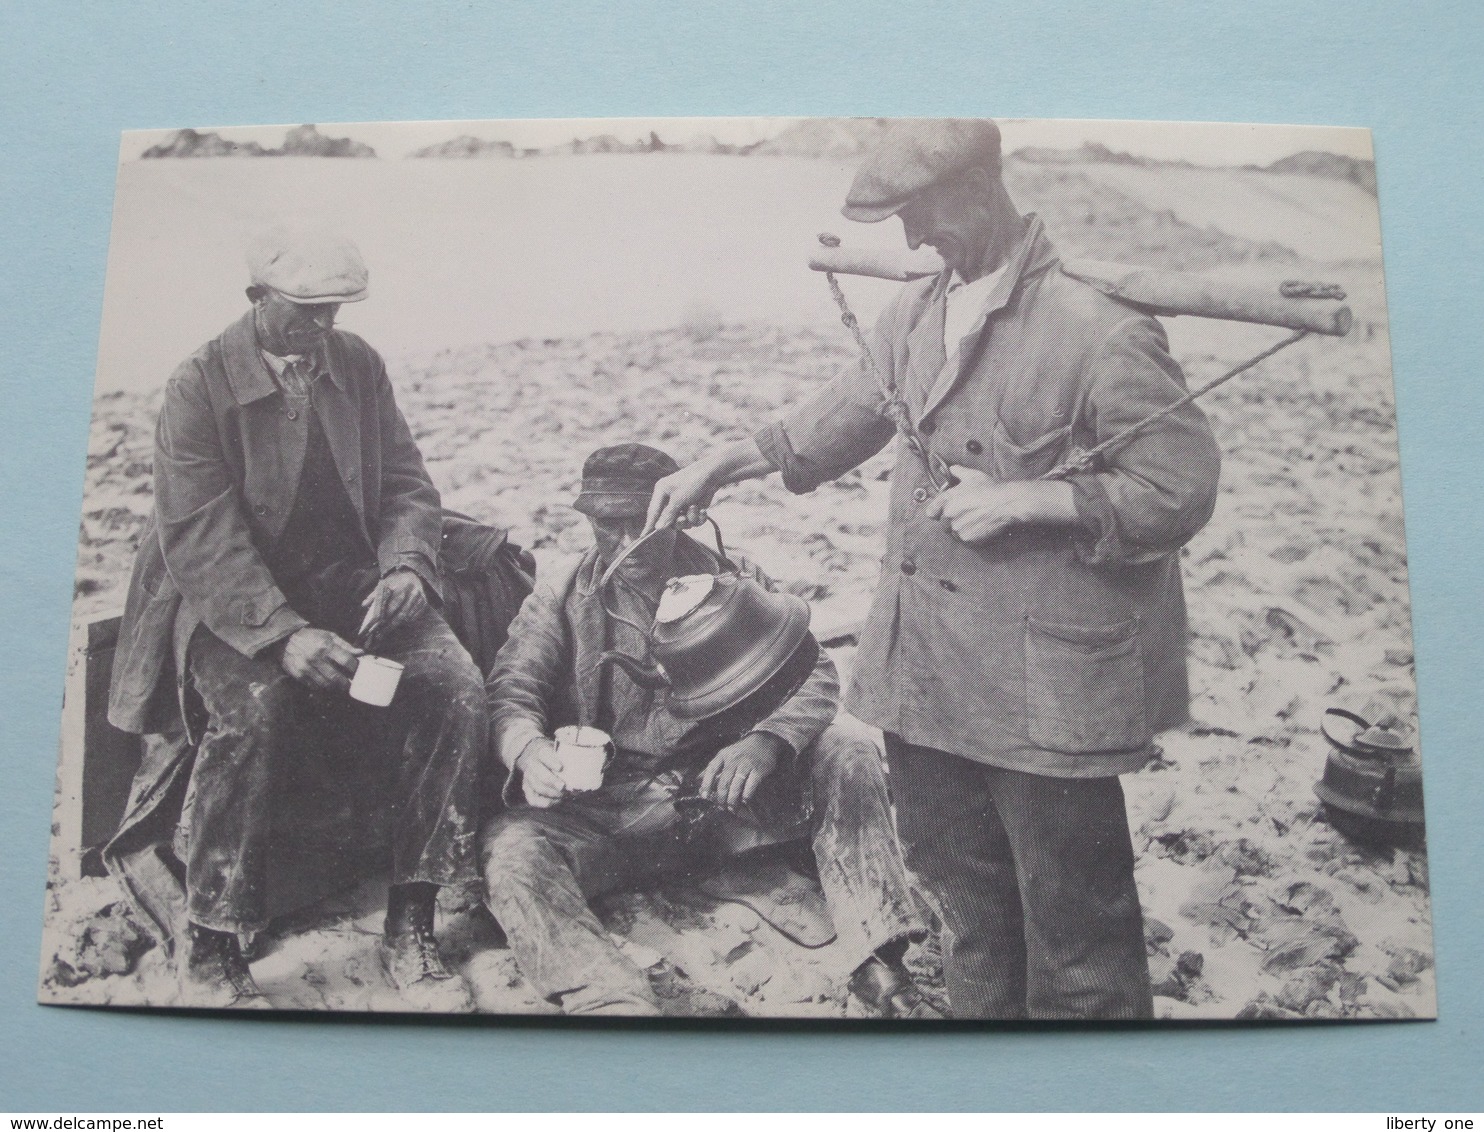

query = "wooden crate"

[
  {"left": 57, "top": 613, "right": 384, "bottom": 918},
  {"left": 57, "top": 613, "right": 142, "bottom": 877}
]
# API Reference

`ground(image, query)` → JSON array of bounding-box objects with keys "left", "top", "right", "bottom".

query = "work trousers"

[
  {"left": 480, "top": 725, "right": 924, "bottom": 1015},
  {"left": 180, "top": 606, "right": 486, "bottom": 934},
  {"left": 885, "top": 735, "right": 1153, "bottom": 1020}
]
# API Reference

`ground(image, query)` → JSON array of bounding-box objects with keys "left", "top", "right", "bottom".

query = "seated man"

[
  {"left": 481, "top": 443, "right": 939, "bottom": 1018},
  {"left": 104, "top": 226, "right": 486, "bottom": 1007}
]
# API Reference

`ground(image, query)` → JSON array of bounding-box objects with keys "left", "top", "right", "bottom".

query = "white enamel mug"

[
  {"left": 349, "top": 655, "right": 404, "bottom": 707},
  {"left": 552, "top": 725, "right": 614, "bottom": 793}
]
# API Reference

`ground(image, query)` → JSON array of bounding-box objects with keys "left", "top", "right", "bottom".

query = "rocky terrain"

[
  {"left": 49, "top": 312, "right": 1432, "bottom": 1022},
  {"left": 44, "top": 145, "right": 1429, "bottom": 1022}
]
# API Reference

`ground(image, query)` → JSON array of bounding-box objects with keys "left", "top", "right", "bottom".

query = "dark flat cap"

[
  {"left": 843, "top": 118, "right": 1003, "bottom": 223},
  {"left": 573, "top": 443, "right": 680, "bottom": 519}
]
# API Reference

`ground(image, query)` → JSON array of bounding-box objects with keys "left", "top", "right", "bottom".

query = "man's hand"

[
  {"left": 699, "top": 732, "right": 787, "bottom": 810},
  {"left": 358, "top": 569, "right": 428, "bottom": 646},
  {"left": 515, "top": 738, "right": 567, "bottom": 809},
  {"left": 925, "top": 465, "right": 1078, "bottom": 544},
  {"left": 642, "top": 440, "right": 778, "bottom": 535},
  {"left": 278, "top": 627, "right": 363, "bottom": 693},
  {"left": 644, "top": 462, "right": 716, "bottom": 535}
]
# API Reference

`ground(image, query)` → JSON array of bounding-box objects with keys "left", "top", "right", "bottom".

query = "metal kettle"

[
  {"left": 1315, "top": 707, "right": 1426, "bottom": 849},
  {"left": 595, "top": 518, "right": 818, "bottom": 723}
]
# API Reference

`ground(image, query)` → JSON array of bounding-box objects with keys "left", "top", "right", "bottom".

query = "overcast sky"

[{"left": 123, "top": 116, "right": 1373, "bottom": 167}]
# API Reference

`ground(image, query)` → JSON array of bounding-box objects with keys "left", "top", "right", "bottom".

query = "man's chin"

[{"left": 928, "top": 246, "right": 962, "bottom": 274}]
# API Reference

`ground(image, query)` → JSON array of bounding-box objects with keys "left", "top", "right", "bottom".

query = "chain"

[
  {"left": 817, "top": 234, "right": 1314, "bottom": 489},
  {"left": 818, "top": 234, "right": 955, "bottom": 492}
]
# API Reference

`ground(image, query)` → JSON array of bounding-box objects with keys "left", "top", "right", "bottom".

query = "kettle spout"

[{"left": 596, "top": 649, "right": 671, "bottom": 690}]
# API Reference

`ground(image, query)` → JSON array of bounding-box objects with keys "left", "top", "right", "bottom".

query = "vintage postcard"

[{"left": 40, "top": 116, "right": 1433, "bottom": 1021}]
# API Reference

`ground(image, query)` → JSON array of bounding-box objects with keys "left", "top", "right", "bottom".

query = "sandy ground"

[{"left": 42, "top": 155, "right": 1434, "bottom": 1021}]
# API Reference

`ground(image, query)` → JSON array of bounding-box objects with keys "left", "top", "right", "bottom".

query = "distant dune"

[
  {"left": 411, "top": 130, "right": 756, "bottom": 158},
  {"left": 1262, "top": 151, "right": 1377, "bottom": 196},
  {"left": 139, "top": 128, "right": 270, "bottom": 158},
  {"left": 139, "top": 118, "right": 1376, "bottom": 214},
  {"left": 749, "top": 117, "right": 889, "bottom": 158},
  {"left": 1014, "top": 140, "right": 1174, "bottom": 168},
  {"left": 410, "top": 135, "right": 518, "bottom": 159},
  {"left": 141, "top": 124, "right": 375, "bottom": 159}
]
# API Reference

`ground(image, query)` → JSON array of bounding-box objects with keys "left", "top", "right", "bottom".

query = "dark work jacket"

[
  {"left": 106, "top": 310, "right": 442, "bottom": 735},
  {"left": 755, "top": 217, "right": 1222, "bottom": 778}
]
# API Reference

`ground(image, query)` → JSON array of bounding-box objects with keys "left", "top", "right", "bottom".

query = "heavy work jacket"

[
  {"left": 754, "top": 216, "right": 1222, "bottom": 778},
  {"left": 107, "top": 310, "right": 443, "bottom": 735},
  {"left": 487, "top": 534, "right": 839, "bottom": 787}
]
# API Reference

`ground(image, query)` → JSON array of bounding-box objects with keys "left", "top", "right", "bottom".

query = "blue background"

[{"left": 2, "top": 0, "right": 1480, "bottom": 1112}]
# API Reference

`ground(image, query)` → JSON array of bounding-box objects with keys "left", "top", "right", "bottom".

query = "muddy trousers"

[
  {"left": 480, "top": 726, "right": 925, "bottom": 1015},
  {"left": 885, "top": 736, "right": 1153, "bottom": 1020},
  {"left": 181, "top": 608, "right": 486, "bottom": 935}
]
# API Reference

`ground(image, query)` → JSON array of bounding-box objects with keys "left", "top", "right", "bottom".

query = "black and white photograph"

[{"left": 39, "top": 114, "right": 1434, "bottom": 1023}]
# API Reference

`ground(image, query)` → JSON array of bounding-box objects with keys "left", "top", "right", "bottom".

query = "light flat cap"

[
  {"left": 246, "top": 225, "right": 369, "bottom": 303},
  {"left": 843, "top": 118, "right": 1002, "bottom": 223}
]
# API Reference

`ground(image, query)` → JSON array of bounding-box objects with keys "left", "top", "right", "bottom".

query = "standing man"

[
  {"left": 106, "top": 226, "right": 486, "bottom": 1007},
  {"left": 646, "top": 119, "right": 1222, "bottom": 1019}
]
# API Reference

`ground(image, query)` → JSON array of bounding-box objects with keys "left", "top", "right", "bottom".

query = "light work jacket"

[{"left": 754, "top": 216, "right": 1222, "bottom": 778}]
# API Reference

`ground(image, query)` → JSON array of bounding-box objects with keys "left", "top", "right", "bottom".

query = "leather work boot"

[
  {"left": 848, "top": 957, "right": 946, "bottom": 1020},
  {"left": 178, "top": 923, "right": 270, "bottom": 1009},
  {"left": 381, "top": 883, "right": 454, "bottom": 991}
]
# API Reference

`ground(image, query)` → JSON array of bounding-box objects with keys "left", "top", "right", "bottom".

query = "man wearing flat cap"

[
  {"left": 105, "top": 225, "right": 486, "bottom": 1006},
  {"left": 648, "top": 119, "right": 1222, "bottom": 1019},
  {"left": 479, "top": 443, "right": 936, "bottom": 1018}
]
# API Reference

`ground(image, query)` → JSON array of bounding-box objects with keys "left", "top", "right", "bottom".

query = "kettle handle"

[
  {"left": 1320, "top": 707, "right": 1374, "bottom": 753},
  {"left": 597, "top": 514, "right": 735, "bottom": 596},
  {"left": 703, "top": 513, "right": 738, "bottom": 571},
  {"left": 595, "top": 515, "right": 737, "bottom": 643}
]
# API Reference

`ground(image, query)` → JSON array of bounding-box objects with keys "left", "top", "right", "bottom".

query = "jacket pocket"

[
  {"left": 991, "top": 420, "right": 1071, "bottom": 481},
  {"left": 1024, "top": 614, "right": 1149, "bottom": 754}
]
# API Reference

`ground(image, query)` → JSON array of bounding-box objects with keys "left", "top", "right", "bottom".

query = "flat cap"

[
  {"left": 246, "top": 224, "right": 369, "bottom": 303},
  {"left": 573, "top": 443, "right": 680, "bottom": 519},
  {"left": 843, "top": 118, "right": 1002, "bottom": 223}
]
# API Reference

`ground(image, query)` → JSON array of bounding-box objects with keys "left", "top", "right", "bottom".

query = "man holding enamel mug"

[
  {"left": 104, "top": 226, "right": 487, "bottom": 1007},
  {"left": 481, "top": 444, "right": 937, "bottom": 1018}
]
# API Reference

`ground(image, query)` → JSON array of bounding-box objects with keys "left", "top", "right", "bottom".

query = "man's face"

[
  {"left": 591, "top": 514, "right": 675, "bottom": 576},
  {"left": 895, "top": 170, "right": 994, "bottom": 276},
  {"left": 253, "top": 288, "right": 341, "bottom": 355}
]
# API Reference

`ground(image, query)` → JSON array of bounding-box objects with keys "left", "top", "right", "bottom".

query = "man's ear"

[{"left": 957, "top": 163, "right": 997, "bottom": 198}]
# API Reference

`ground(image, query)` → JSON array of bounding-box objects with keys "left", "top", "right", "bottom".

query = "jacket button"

[
  {"left": 253, "top": 504, "right": 268, "bottom": 516},
  {"left": 900, "top": 560, "right": 916, "bottom": 576},
  {"left": 939, "top": 579, "right": 958, "bottom": 592},
  {"left": 286, "top": 408, "right": 299, "bottom": 420},
  {"left": 920, "top": 420, "right": 936, "bottom": 435},
  {"left": 912, "top": 486, "right": 929, "bottom": 503},
  {"left": 966, "top": 439, "right": 983, "bottom": 455}
]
